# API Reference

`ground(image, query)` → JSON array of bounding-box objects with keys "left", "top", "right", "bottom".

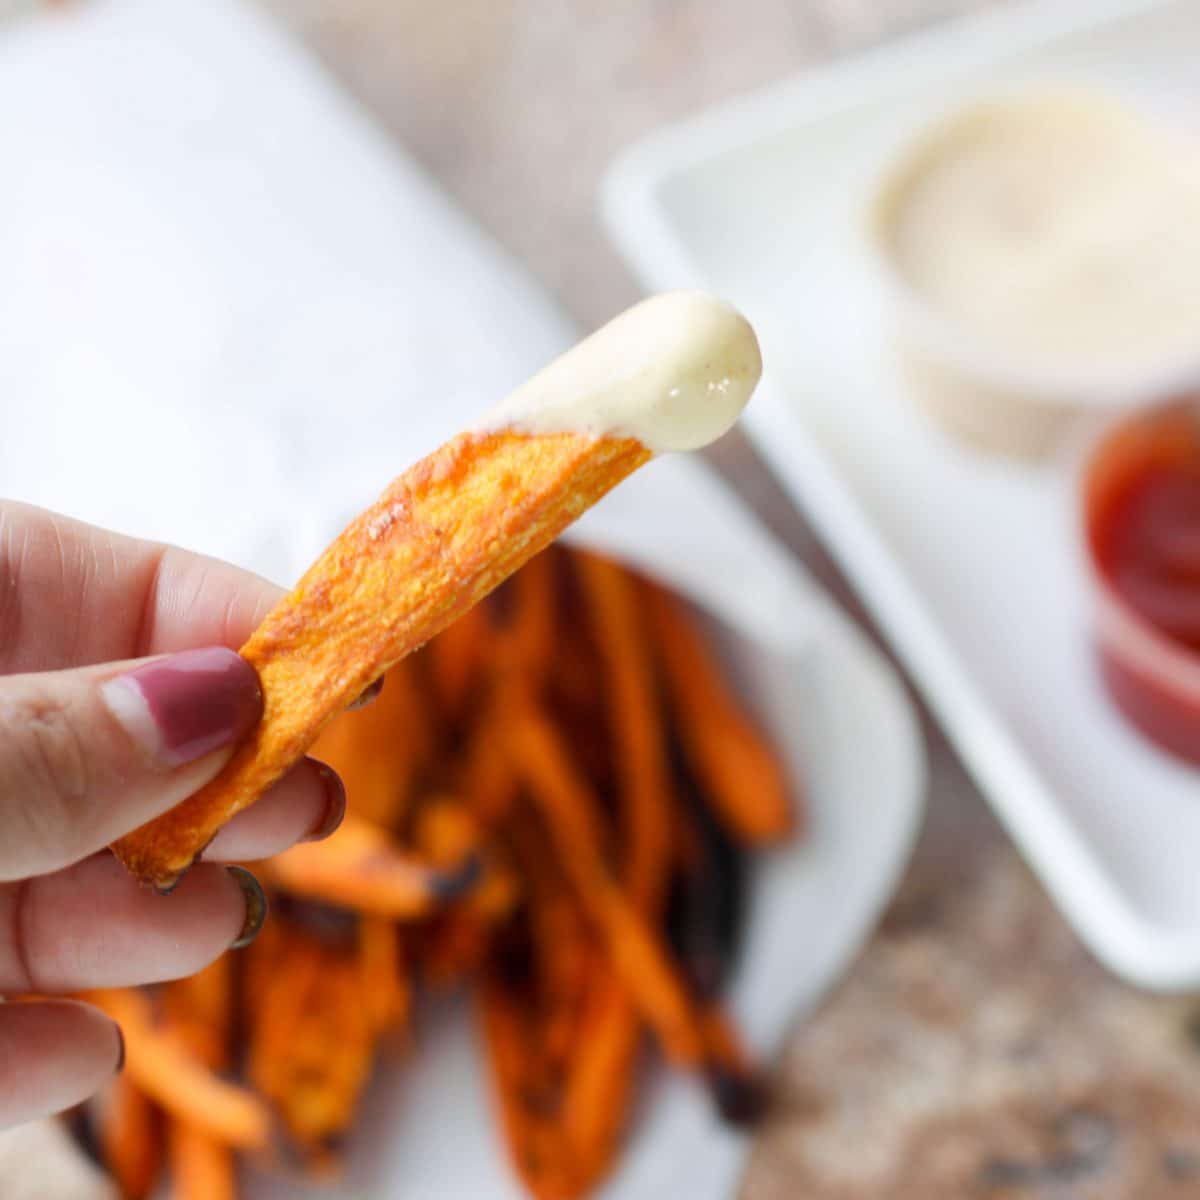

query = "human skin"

[{"left": 0, "top": 502, "right": 350, "bottom": 1128}]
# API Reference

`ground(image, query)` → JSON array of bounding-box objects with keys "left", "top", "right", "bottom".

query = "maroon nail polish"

[
  {"left": 103, "top": 647, "right": 263, "bottom": 767},
  {"left": 303, "top": 760, "right": 346, "bottom": 842}
]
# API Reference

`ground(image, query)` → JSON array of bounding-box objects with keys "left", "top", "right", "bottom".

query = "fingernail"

[
  {"left": 102, "top": 647, "right": 263, "bottom": 768},
  {"left": 113, "top": 1023, "right": 126, "bottom": 1074},
  {"left": 226, "top": 866, "right": 268, "bottom": 949},
  {"left": 347, "top": 675, "right": 384, "bottom": 711},
  {"left": 303, "top": 760, "right": 346, "bottom": 842}
]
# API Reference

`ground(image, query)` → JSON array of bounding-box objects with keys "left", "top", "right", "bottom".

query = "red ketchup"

[{"left": 1083, "top": 402, "right": 1200, "bottom": 766}]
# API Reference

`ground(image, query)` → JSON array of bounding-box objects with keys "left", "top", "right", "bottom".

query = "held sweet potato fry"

[
  {"left": 113, "top": 292, "right": 761, "bottom": 890},
  {"left": 114, "top": 432, "right": 645, "bottom": 890}
]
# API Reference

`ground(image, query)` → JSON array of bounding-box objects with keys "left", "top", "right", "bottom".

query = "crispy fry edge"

[{"left": 114, "top": 431, "right": 650, "bottom": 889}]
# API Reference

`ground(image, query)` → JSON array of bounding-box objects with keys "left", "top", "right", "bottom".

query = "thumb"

[{"left": 0, "top": 648, "right": 261, "bottom": 881}]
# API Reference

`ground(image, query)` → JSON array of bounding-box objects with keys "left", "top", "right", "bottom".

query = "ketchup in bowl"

[{"left": 1082, "top": 402, "right": 1200, "bottom": 765}]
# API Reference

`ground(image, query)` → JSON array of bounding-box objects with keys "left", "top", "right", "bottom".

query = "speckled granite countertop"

[{"left": 257, "top": 2, "right": 1200, "bottom": 1194}]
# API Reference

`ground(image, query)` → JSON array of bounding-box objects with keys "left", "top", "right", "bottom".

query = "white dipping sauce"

[
  {"left": 879, "top": 90, "right": 1200, "bottom": 369},
  {"left": 480, "top": 291, "right": 761, "bottom": 452}
]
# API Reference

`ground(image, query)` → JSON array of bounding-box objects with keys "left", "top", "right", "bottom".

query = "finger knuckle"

[{"left": 1, "top": 691, "right": 92, "bottom": 859}]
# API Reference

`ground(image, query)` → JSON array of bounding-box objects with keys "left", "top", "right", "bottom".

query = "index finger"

[{"left": 0, "top": 502, "right": 284, "bottom": 675}]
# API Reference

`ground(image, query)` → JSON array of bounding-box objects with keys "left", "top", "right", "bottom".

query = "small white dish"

[
  {"left": 865, "top": 83, "right": 1200, "bottom": 458},
  {"left": 602, "top": 0, "right": 1200, "bottom": 988}
]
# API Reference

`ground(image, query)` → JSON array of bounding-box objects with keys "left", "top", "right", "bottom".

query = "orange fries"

[{"left": 80, "top": 546, "right": 795, "bottom": 1199}]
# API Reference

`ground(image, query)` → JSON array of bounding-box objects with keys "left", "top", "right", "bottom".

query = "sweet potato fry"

[
  {"left": 561, "top": 970, "right": 639, "bottom": 1193},
  {"left": 697, "top": 1005, "right": 769, "bottom": 1127},
  {"left": 161, "top": 959, "right": 238, "bottom": 1200},
  {"left": 248, "top": 932, "right": 376, "bottom": 1158},
  {"left": 504, "top": 815, "right": 593, "bottom": 1071},
  {"left": 85, "top": 989, "right": 270, "bottom": 1152},
  {"left": 244, "top": 928, "right": 323, "bottom": 1096},
  {"left": 417, "top": 845, "right": 520, "bottom": 988},
  {"left": 98, "top": 1075, "right": 161, "bottom": 1200},
  {"left": 491, "top": 549, "right": 558, "bottom": 686},
  {"left": 426, "top": 601, "right": 491, "bottom": 724},
  {"left": 666, "top": 779, "right": 745, "bottom": 1002},
  {"left": 502, "top": 704, "right": 702, "bottom": 1066},
  {"left": 460, "top": 697, "right": 521, "bottom": 826},
  {"left": 576, "top": 552, "right": 672, "bottom": 914},
  {"left": 167, "top": 1121, "right": 236, "bottom": 1200},
  {"left": 359, "top": 916, "right": 410, "bottom": 1035},
  {"left": 239, "top": 914, "right": 285, "bottom": 1018},
  {"left": 643, "top": 582, "right": 795, "bottom": 844},
  {"left": 259, "top": 813, "right": 478, "bottom": 918},
  {"left": 114, "top": 428, "right": 652, "bottom": 890},
  {"left": 162, "top": 958, "right": 233, "bottom": 1065},
  {"left": 412, "top": 795, "right": 481, "bottom": 866},
  {"left": 479, "top": 974, "right": 583, "bottom": 1200},
  {"left": 412, "top": 797, "right": 513, "bottom": 987},
  {"left": 309, "top": 661, "right": 430, "bottom": 831}
]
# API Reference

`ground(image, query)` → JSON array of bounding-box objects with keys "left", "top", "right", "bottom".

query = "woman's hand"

[{"left": 0, "top": 502, "right": 348, "bottom": 1128}]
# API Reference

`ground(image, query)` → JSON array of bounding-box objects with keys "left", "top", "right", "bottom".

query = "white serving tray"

[
  {"left": 0, "top": 1, "right": 924, "bottom": 1196},
  {"left": 603, "top": 0, "right": 1200, "bottom": 990}
]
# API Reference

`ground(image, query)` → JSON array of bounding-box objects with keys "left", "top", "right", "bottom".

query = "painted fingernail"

[
  {"left": 303, "top": 760, "right": 346, "bottom": 842},
  {"left": 226, "top": 866, "right": 268, "bottom": 949},
  {"left": 347, "top": 675, "right": 384, "bottom": 711},
  {"left": 102, "top": 647, "right": 263, "bottom": 768},
  {"left": 113, "top": 1023, "right": 126, "bottom": 1074}
]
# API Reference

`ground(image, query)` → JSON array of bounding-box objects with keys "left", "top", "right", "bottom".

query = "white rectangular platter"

[{"left": 603, "top": 0, "right": 1200, "bottom": 989}]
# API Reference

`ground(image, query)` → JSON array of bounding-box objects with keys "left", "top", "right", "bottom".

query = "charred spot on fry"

[
  {"left": 429, "top": 851, "right": 485, "bottom": 901},
  {"left": 707, "top": 1062, "right": 772, "bottom": 1128},
  {"left": 665, "top": 723, "right": 748, "bottom": 1001},
  {"left": 272, "top": 896, "right": 360, "bottom": 945}
]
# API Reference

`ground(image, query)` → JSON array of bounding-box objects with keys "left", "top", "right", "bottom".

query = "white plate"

[
  {"left": 250, "top": 471, "right": 926, "bottom": 1199},
  {"left": 0, "top": 1, "right": 924, "bottom": 1196},
  {"left": 602, "top": 0, "right": 1200, "bottom": 989}
]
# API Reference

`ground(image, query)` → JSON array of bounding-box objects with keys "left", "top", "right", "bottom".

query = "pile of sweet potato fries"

[{"left": 76, "top": 545, "right": 798, "bottom": 1199}]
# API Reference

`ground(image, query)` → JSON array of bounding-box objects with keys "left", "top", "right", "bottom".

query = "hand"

[{"left": 0, "top": 502, "right": 348, "bottom": 1128}]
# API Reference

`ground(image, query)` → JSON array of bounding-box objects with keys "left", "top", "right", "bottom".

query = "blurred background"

[{"left": 260, "top": 0, "right": 1007, "bottom": 329}]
